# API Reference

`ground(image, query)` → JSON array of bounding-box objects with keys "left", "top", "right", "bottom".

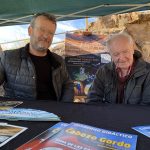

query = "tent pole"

[
  {"left": 109, "top": 3, "right": 150, "bottom": 16},
  {"left": 0, "top": 15, "right": 33, "bottom": 25},
  {"left": 85, "top": 17, "right": 88, "bottom": 31}
]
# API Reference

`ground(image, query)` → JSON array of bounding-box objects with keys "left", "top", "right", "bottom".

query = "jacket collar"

[{"left": 20, "top": 43, "right": 61, "bottom": 69}]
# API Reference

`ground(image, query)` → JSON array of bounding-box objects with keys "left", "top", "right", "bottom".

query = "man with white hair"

[
  {"left": 0, "top": 13, "right": 74, "bottom": 101},
  {"left": 87, "top": 32, "right": 150, "bottom": 105}
]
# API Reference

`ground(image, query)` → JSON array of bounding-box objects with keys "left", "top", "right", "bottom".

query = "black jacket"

[
  {"left": 0, "top": 44, "right": 74, "bottom": 101},
  {"left": 87, "top": 51, "right": 150, "bottom": 105}
]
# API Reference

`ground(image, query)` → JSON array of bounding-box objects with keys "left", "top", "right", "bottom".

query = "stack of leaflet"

[
  {"left": 17, "top": 122, "right": 137, "bottom": 150},
  {"left": 0, "top": 108, "right": 60, "bottom": 121}
]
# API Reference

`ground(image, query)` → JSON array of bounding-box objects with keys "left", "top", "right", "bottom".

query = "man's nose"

[
  {"left": 118, "top": 53, "right": 124, "bottom": 60},
  {"left": 43, "top": 33, "right": 52, "bottom": 40},
  {"left": 43, "top": 32, "right": 49, "bottom": 38}
]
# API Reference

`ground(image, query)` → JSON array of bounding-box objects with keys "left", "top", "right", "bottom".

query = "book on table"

[{"left": 17, "top": 122, "right": 137, "bottom": 150}]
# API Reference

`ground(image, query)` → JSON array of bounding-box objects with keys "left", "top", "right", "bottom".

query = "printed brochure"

[
  {"left": 17, "top": 122, "right": 137, "bottom": 150},
  {"left": 17, "top": 122, "right": 68, "bottom": 150},
  {"left": 0, "top": 122, "right": 27, "bottom": 147},
  {"left": 0, "top": 108, "right": 60, "bottom": 121},
  {"left": 132, "top": 125, "right": 150, "bottom": 138}
]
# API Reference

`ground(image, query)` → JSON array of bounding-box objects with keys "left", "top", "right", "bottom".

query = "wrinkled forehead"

[
  {"left": 108, "top": 36, "right": 134, "bottom": 50},
  {"left": 111, "top": 36, "right": 132, "bottom": 45}
]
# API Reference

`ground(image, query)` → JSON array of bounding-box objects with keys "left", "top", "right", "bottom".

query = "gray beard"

[
  {"left": 36, "top": 47, "right": 48, "bottom": 51},
  {"left": 32, "top": 44, "right": 48, "bottom": 51}
]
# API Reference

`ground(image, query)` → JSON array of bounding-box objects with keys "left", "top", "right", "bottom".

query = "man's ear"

[{"left": 28, "top": 26, "right": 32, "bottom": 36}]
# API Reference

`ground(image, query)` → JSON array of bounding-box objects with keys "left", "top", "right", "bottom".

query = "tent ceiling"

[{"left": 0, "top": 0, "right": 150, "bottom": 26}]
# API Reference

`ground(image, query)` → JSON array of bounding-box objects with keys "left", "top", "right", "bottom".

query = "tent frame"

[{"left": 0, "top": 2, "right": 150, "bottom": 25}]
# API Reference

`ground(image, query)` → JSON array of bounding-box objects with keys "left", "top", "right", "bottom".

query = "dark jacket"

[
  {"left": 0, "top": 44, "right": 74, "bottom": 101},
  {"left": 87, "top": 51, "right": 150, "bottom": 105}
]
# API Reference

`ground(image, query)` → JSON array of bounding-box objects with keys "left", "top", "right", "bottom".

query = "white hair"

[{"left": 106, "top": 32, "right": 134, "bottom": 51}]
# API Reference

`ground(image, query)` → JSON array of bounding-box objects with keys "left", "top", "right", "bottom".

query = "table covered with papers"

[{"left": 0, "top": 99, "right": 150, "bottom": 150}]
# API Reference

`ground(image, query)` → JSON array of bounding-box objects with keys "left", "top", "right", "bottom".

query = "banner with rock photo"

[{"left": 65, "top": 33, "right": 111, "bottom": 102}]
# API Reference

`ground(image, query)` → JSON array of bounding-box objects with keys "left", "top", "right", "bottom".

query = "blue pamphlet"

[
  {"left": 132, "top": 125, "right": 150, "bottom": 138},
  {"left": 0, "top": 108, "right": 60, "bottom": 121},
  {"left": 18, "top": 122, "right": 138, "bottom": 150},
  {"left": 45, "top": 123, "right": 137, "bottom": 150}
]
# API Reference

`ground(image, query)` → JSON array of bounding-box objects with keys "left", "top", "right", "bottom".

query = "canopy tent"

[{"left": 0, "top": 0, "right": 150, "bottom": 26}]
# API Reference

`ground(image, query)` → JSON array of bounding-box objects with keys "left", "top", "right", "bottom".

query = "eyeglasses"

[{"left": 33, "top": 26, "right": 55, "bottom": 37}]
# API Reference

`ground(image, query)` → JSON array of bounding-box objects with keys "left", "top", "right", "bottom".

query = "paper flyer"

[{"left": 0, "top": 122, "right": 27, "bottom": 147}]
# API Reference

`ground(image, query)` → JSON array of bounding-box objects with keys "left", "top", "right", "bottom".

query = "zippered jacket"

[
  {"left": 87, "top": 51, "right": 150, "bottom": 105},
  {"left": 0, "top": 44, "right": 74, "bottom": 101}
]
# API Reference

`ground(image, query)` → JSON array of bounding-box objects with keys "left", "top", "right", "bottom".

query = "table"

[{"left": 1, "top": 100, "right": 150, "bottom": 150}]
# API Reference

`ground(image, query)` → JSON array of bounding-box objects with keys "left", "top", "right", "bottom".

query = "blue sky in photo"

[{"left": 0, "top": 17, "right": 96, "bottom": 48}]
